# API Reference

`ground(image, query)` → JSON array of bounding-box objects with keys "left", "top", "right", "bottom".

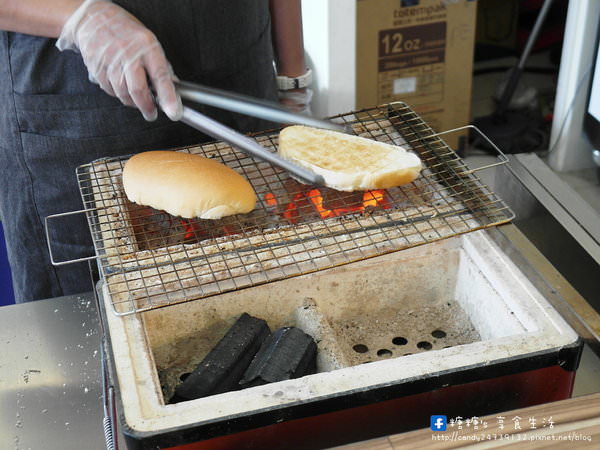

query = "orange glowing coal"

[
  {"left": 264, "top": 189, "right": 391, "bottom": 223},
  {"left": 363, "top": 190, "right": 389, "bottom": 209},
  {"left": 179, "top": 219, "right": 197, "bottom": 240},
  {"left": 264, "top": 192, "right": 278, "bottom": 207},
  {"left": 178, "top": 218, "right": 238, "bottom": 242}
]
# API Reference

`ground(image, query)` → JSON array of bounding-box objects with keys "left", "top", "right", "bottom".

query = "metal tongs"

[{"left": 175, "top": 80, "right": 342, "bottom": 185}]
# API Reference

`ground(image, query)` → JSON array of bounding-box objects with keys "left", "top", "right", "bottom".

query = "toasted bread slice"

[{"left": 278, "top": 126, "right": 422, "bottom": 191}]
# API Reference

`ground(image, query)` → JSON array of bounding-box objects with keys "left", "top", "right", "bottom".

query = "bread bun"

[
  {"left": 278, "top": 125, "right": 422, "bottom": 191},
  {"left": 122, "top": 151, "right": 256, "bottom": 219}
]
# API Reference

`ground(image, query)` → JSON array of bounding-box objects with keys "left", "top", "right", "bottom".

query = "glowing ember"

[
  {"left": 283, "top": 193, "right": 304, "bottom": 222},
  {"left": 222, "top": 225, "right": 237, "bottom": 236},
  {"left": 363, "top": 190, "right": 391, "bottom": 210},
  {"left": 307, "top": 189, "right": 329, "bottom": 218},
  {"left": 178, "top": 218, "right": 238, "bottom": 243},
  {"left": 264, "top": 192, "right": 278, "bottom": 207},
  {"left": 264, "top": 189, "right": 392, "bottom": 223},
  {"left": 180, "top": 219, "right": 196, "bottom": 240}
]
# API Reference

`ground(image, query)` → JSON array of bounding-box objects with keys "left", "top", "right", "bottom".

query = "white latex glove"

[
  {"left": 278, "top": 88, "right": 313, "bottom": 115},
  {"left": 56, "top": 0, "right": 182, "bottom": 121}
]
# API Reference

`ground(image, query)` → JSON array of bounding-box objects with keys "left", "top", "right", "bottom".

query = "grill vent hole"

[
  {"left": 417, "top": 341, "right": 433, "bottom": 350},
  {"left": 392, "top": 336, "right": 408, "bottom": 346},
  {"left": 180, "top": 372, "right": 191, "bottom": 382},
  {"left": 431, "top": 329, "right": 447, "bottom": 339},
  {"left": 353, "top": 344, "right": 369, "bottom": 353},
  {"left": 377, "top": 349, "right": 393, "bottom": 358}
]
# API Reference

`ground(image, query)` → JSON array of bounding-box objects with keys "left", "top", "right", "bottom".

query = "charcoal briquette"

[
  {"left": 172, "top": 313, "right": 270, "bottom": 402},
  {"left": 239, "top": 327, "right": 317, "bottom": 388}
]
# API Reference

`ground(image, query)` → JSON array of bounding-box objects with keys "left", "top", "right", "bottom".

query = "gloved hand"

[
  {"left": 56, "top": 0, "right": 182, "bottom": 121},
  {"left": 278, "top": 88, "right": 313, "bottom": 115}
]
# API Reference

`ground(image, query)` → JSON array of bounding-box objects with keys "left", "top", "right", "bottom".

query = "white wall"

[
  {"left": 302, "top": 0, "right": 356, "bottom": 118},
  {"left": 548, "top": 0, "right": 600, "bottom": 172}
]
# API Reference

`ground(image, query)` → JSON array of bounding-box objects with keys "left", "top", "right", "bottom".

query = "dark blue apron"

[{"left": 0, "top": 0, "right": 276, "bottom": 302}]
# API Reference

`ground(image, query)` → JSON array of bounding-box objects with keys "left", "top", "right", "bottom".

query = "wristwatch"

[{"left": 276, "top": 68, "right": 313, "bottom": 90}]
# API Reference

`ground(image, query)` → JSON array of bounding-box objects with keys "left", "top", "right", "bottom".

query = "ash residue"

[{"left": 329, "top": 299, "right": 480, "bottom": 366}]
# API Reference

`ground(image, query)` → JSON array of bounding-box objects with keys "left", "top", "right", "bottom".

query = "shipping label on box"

[
  {"left": 357, "top": 0, "right": 477, "bottom": 149},
  {"left": 378, "top": 22, "right": 446, "bottom": 104}
]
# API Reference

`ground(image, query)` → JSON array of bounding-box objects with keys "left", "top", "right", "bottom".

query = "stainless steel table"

[{"left": 0, "top": 292, "right": 108, "bottom": 449}]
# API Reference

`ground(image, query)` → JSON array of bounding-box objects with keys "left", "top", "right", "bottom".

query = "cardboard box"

[
  {"left": 476, "top": 0, "right": 519, "bottom": 52},
  {"left": 356, "top": 0, "right": 477, "bottom": 149}
]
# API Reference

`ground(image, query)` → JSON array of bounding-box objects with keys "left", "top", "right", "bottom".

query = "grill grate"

[{"left": 77, "top": 103, "right": 514, "bottom": 315}]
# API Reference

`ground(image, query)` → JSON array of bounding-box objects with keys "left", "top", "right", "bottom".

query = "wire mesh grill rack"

[{"left": 71, "top": 102, "right": 514, "bottom": 315}]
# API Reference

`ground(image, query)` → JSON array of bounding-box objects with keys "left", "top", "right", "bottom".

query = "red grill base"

[{"left": 166, "top": 365, "right": 575, "bottom": 450}]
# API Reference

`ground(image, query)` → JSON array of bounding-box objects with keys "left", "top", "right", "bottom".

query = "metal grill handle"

[
  {"left": 427, "top": 124, "right": 510, "bottom": 175},
  {"left": 44, "top": 208, "right": 99, "bottom": 266}
]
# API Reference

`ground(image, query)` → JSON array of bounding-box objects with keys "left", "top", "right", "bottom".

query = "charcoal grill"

[
  {"left": 44, "top": 103, "right": 583, "bottom": 450},
  {"left": 47, "top": 102, "right": 513, "bottom": 316}
]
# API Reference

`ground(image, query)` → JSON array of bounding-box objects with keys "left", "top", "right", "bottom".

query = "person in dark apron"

[{"left": 0, "top": 0, "right": 311, "bottom": 302}]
